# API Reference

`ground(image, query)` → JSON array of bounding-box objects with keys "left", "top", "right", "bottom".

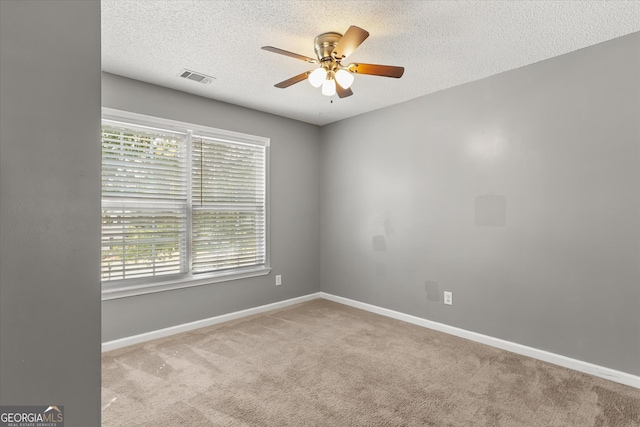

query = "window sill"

[{"left": 101, "top": 266, "right": 272, "bottom": 301}]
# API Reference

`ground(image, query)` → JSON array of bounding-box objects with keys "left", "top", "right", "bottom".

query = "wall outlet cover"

[{"left": 444, "top": 291, "right": 452, "bottom": 305}]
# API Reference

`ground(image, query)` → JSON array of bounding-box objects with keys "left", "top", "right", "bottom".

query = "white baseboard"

[
  {"left": 319, "top": 292, "right": 640, "bottom": 389},
  {"left": 102, "top": 290, "right": 639, "bottom": 389},
  {"left": 101, "top": 292, "right": 321, "bottom": 352}
]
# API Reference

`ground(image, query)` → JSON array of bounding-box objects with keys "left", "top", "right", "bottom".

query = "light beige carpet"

[{"left": 102, "top": 299, "right": 639, "bottom": 426}]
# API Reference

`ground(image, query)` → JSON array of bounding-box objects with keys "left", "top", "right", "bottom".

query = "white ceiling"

[{"left": 102, "top": 1, "right": 640, "bottom": 126}]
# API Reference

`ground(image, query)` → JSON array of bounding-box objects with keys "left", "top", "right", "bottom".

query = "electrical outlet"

[
  {"left": 444, "top": 291, "right": 452, "bottom": 305},
  {"left": 275, "top": 275, "right": 282, "bottom": 286}
]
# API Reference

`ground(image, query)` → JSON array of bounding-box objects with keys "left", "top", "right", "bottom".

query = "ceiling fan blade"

[
  {"left": 274, "top": 71, "right": 311, "bottom": 88},
  {"left": 336, "top": 83, "right": 353, "bottom": 98},
  {"left": 262, "top": 46, "right": 317, "bottom": 63},
  {"left": 332, "top": 26, "right": 369, "bottom": 60},
  {"left": 347, "top": 63, "right": 405, "bottom": 78}
]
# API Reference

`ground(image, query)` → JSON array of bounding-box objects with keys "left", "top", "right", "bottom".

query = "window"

[{"left": 101, "top": 109, "right": 269, "bottom": 299}]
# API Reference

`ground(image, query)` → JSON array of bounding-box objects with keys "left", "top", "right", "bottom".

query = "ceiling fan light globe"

[
  {"left": 335, "top": 69, "right": 354, "bottom": 89},
  {"left": 308, "top": 68, "right": 327, "bottom": 88},
  {"left": 322, "top": 78, "right": 336, "bottom": 96}
]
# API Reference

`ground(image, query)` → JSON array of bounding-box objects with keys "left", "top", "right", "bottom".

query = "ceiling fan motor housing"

[{"left": 314, "top": 32, "right": 342, "bottom": 62}]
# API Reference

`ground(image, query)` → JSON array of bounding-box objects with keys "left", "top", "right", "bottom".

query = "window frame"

[{"left": 101, "top": 108, "right": 271, "bottom": 300}]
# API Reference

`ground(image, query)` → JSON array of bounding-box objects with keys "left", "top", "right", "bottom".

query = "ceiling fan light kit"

[
  {"left": 262, "top": 25, "right": 404, "bottom": 99},
  {"left": 335, "top": 69, "right": 354, "bottom": 89},
  {"left": 308, "top": 67, "right": 327, "bottom": 88},
  {"left": 322, "top": 75, "right": 337, "bottom": 96}
]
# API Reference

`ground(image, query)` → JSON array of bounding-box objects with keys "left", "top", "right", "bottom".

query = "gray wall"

[
  {"left": 320, "top": 33, "right": 640, "bottom": 375},
  {"left": 101, "top": 73, "right": 321, "bottom": 342},
  {"left": 0, "top": 1, "right": 102, "bottom": 426}
]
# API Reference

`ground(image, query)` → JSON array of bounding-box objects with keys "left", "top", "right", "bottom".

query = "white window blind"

[
  {"left": 100, "top": 111, "right": 269, "bottom": 296},
  {"left": 101, "top": 123, "right": 188, "bottom": 281},
  {"left": 191, "top": 137, "right": 266, "bottom": 273}
]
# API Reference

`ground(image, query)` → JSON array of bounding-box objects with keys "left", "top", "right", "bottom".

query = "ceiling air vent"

[{"left": 178, "top": 69, "right": 215, "bottom": 84}]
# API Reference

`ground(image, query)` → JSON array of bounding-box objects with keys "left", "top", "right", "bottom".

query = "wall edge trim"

[
  {"left": 102, "top": 291, "right": 639, "bottom": 389},
  {"left": 319, "top": 292, "right": 639, "bottom": 389},
  {"left": 101, "top": 292, "right": 322, "bottom": 352}
]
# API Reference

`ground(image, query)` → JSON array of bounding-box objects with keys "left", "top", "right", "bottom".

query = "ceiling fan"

[{"left": 262, "top": 26, "right": 404, "bottom": 98}]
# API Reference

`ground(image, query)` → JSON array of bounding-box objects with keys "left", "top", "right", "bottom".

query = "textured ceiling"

[{"left": 102, "top": 1, "right": 640, "bottom": 126}]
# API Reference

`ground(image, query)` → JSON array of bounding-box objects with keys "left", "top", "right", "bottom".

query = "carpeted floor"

[{"left": 102, "top": 299, "right": 639, "bottom": 426}]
